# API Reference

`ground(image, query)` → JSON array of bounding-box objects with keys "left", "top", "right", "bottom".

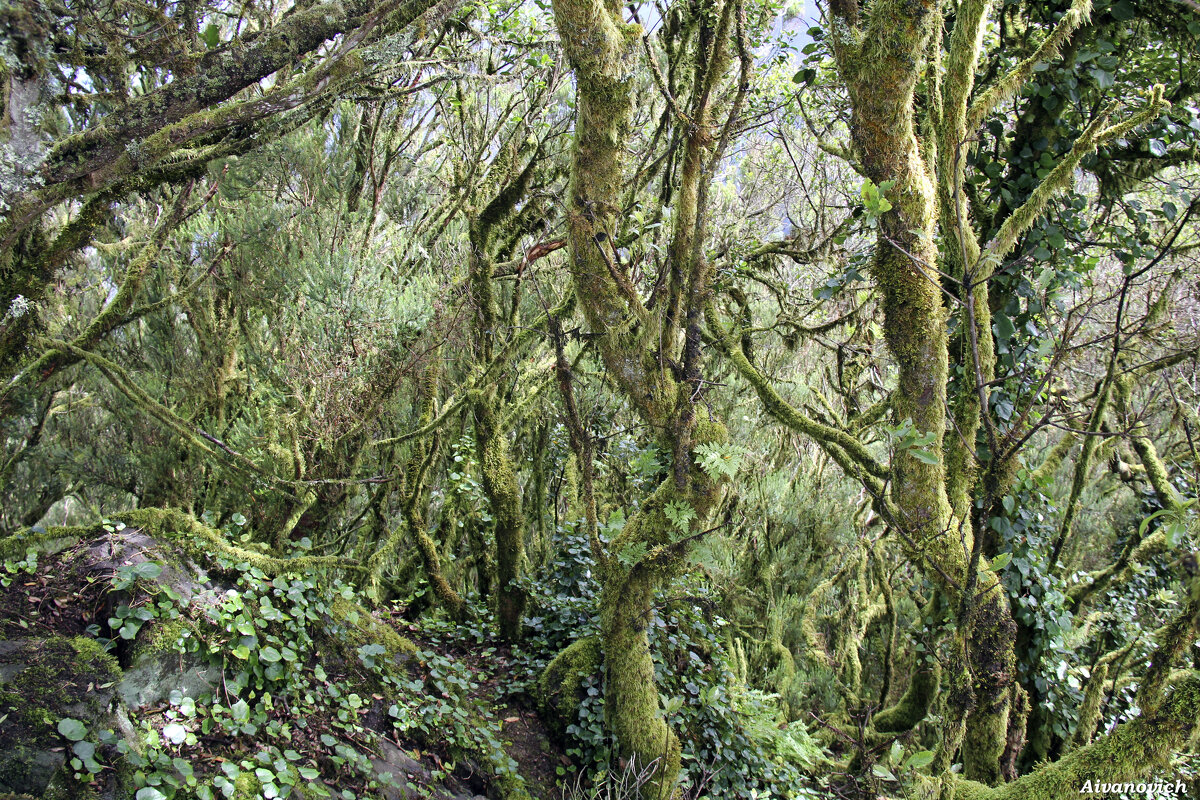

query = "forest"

[{"left": 1, "top": 0, "right": 1198, "bottom": 798}]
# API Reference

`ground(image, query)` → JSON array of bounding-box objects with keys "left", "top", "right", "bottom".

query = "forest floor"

[
  {"left": 397, "top": 615, "right": 570, "bottom": 800},
  {"left": 0, "top": 531, "right": 573, "bottom": 800}
]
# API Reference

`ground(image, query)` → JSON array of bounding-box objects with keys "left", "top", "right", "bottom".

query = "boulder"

[{"left": 0, "top": 637, "right": 122, "bottom": 797}]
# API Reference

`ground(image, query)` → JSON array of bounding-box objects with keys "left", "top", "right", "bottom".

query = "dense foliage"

[{"left": 2, "top": 0, "right": 1199, "bottom": 798}]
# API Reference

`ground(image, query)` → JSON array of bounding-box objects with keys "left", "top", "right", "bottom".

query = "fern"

[
  {"left": 663, "top": 500, "right": 696, "bottom": 534},
  {"left": 694, "top": 442, "right": 745, "bottom": 480}
]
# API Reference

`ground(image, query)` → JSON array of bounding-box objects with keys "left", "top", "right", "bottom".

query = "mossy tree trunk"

[
  {"left": 818, "top": 0, "right": 1165, "bottom": 785},
  {"left": 465, "top": 139, "right": 549, "bottom": 641},
  {"left": 549, "top": 0, "right": 742, "bottom": 793}
]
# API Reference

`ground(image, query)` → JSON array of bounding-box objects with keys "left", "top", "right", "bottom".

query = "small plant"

[
  {"left": 1, "top": 546, "right": 38, "bottom": 588},
  {"left": 560, "top": 755, "right": 661, "bottom": 800}
]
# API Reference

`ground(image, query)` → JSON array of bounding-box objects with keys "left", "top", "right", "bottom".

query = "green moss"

[
  {"left": 951, "top": 674, "right": 1200, "bottom": 800},
  {"left": 0, "top": 527, "right": 84, "bottom": 561},
  {"left": 329, "top": 595, "right": 418, "bottom": 664},
  {"left": 536, "top": 636, "right": 601, "bottom": 736},
  {"left": 139, "top": 617, "right": 195, "bottom": 656},
  {"left": 108, "top": 508, "right": 353, "bottom": 575},
  {"left": 233, "top": 770, "right": 263, "bottom": 799},
  {"left": 475, "top": 397, "right": 528, "bottom": 642},
  {"left": 600, "top": 572, "right": 681, "bottom": 800},
  {"left": 874, "top": 654, "right": 941, "bottom": 734},
  {"left": 68, "top": 636, "right": 120, "bottom": 677},
  {"left": 1066, "top": 662, "right": 1108, "bottom": 752},
  {"left": 0, "top": 637, "right": 123, "bottom": 794}
]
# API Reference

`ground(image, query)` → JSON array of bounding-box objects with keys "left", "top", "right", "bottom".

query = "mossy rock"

[
  {"left": 328, "top": 595, "right": 419, "bottom": 667},
  {"left": 535, "top": 636, "right": 601, "bottom": 737},
  {"left": 14, "top": 509, "right": 340, "bottom": 580},
  {"left": 0, "top": 637, "right": 121, "bottom": 797}
]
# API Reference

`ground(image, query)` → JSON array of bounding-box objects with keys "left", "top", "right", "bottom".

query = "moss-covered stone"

[
  {"left": 328, "top": 595, "right": 419, "bottom": 665},
  {"left": 0, "top": 636, "right": 122, "bottom": 796},
  {"left": 0, "top": 528, "right": 83, "bottom": 562},
  {"left": 232, "top": 770, "right": 263, "bottom": 799}
]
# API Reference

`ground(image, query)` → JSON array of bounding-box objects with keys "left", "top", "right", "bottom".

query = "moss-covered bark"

[
  {"left": 825, "top": 0, "right": 1024, "bottom": 780},
  {"left": 818, "top": 0, "right": 1167, "bottom": 781},
  {"left": 475, "top": 396, "right": 528, "bottom": 641},
  {"left": 950, "top": 673, "right": 1200, "bottom": 800},
  {"left": 549, "top": 0, "right": 739, "bottom": 790},
  {"left": 366, "top": 360, "right": 465, "bottom": 615}
]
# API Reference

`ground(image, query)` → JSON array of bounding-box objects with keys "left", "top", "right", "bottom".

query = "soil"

[{"left": 0, "top": 542, "right": 107, "bottom": 640}]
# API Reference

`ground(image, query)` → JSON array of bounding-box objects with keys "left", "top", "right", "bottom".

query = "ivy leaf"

[
  {"left": 1110, "top": 0, "right": 1135, "bottom": 20},
  {"left": 58, "top": 717, "right": 87, "bottom": 741},
  {"left": 133, "top": 562, "right": 163, "bottom": 580},
  {"left": 990, "top": 552, "right": 1012, "bottom": 572},
  {"left": 994, "top": 313, "right": 1015, "bottom": 344},
  {"left": 1090, "top": 68, "right": 1114, "bottom": 89},
  {"left": 1148, "top": 139, "right": 1167, "bottom": 157},
  {"left": 872, "top": 764, "right": 897, "bottom": 782}
]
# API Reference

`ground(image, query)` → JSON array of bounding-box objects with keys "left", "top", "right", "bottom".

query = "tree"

[{"left": 2, "top": 0, "right": 1198, "bottom": 797}]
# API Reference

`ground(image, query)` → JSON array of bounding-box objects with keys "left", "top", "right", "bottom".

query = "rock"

[
  {"left": 372, "top": 739, "right": 433, "bottom": 799},
  {"left": 0, "top": 637, "right": 122, "bottom": 797},
  {"left": 79, "top": 529, "right": 208, "bottom": 604},
  {"left": 536, "top": 636, "right": 601, "bottom": 737},
  {"left": 371, "top": 740, "right": 474, "bottom": 800},
  {"left": 116, "top": 647, "right": 221, "bottom": 710}
]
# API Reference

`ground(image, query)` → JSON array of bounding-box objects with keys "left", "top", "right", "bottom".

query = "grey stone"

[{"left": 117, "top": 649, "right": 222, "bottom": 710}]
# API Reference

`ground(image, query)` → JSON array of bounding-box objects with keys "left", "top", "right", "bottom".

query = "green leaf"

[
  {"left": 1148, "top": 139, "right": 1167, "bottom": 157},
  {"left": 1138, "top": 508, "right": 1172, "bottom": 537},
  {"left": 1090, "top": 68, "right": 1114, "bottom": 89},
  {"left": 663, "top": 501, "right": 697, "bottom": 533},
  {"left": 57, "top": 718, "right": 87, "bottom": 741},
  {"left": 260, "top": 646, "right": 282, "bottom": 663},
  {"left": 904, "top": 750, "right": 935, "bottom": 770},
  {"left": 990, "top": 552, "right": 1012, "bottom": 572},
  {"left": 202, "top": 23, "right": 220, "bottom": 49},
  {"left": 994, "top": 313, "right": 1015, "bottom": 343},
  {"left": 136, "top": 789, "right": 168, "bottom": 800},
  {"left": 133, "top": 561, "right": 164, "bottom": 580},
  {"left": 909, "top": 448, "right": 939, "bottom": 465},
  {"left": 163, "top": 723, "right": 188, "bottom": 744}
]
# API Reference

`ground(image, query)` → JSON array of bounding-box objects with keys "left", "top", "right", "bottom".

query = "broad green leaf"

[{"left": 57, "top": 718, "right": 87, "bottom": 741}]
